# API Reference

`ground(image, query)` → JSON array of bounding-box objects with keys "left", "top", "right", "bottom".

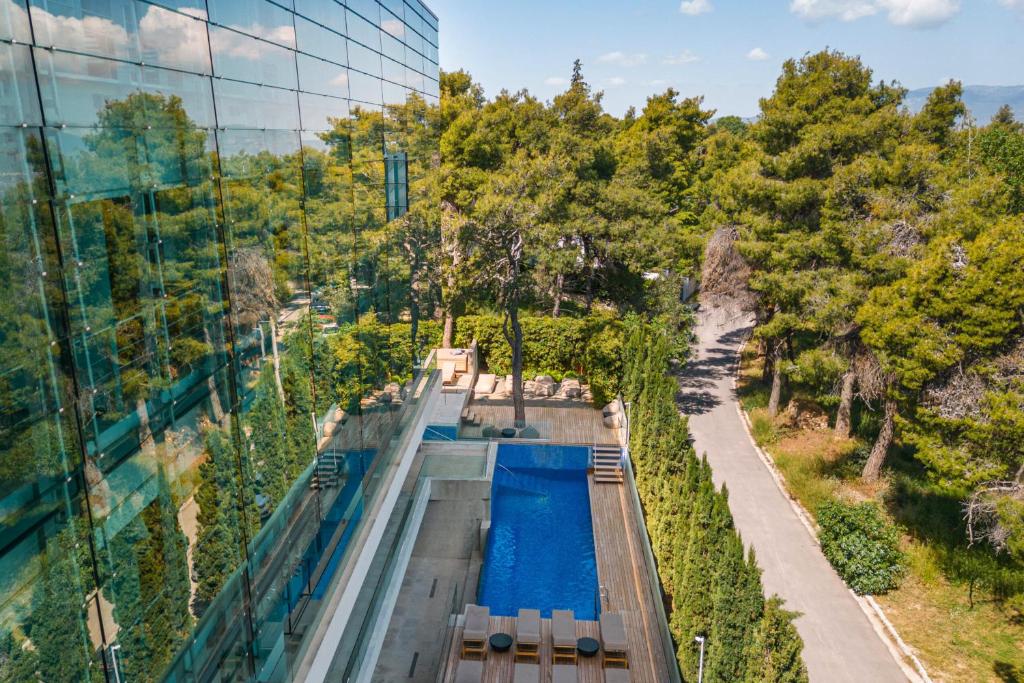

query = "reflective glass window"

[
  {"left": 345, "top": 8, "right": 379, "bottom": 50},
  {"left": 0, "top": 43, "right": 42, "bottom": 126},
  {"left": 299, "top": 91, "right": 349, "bottom": 131},
  {"left": 348, "top": 68, "right": 381, "bottom": 104},
  {"left": 381, "top": 79, "right": 407, "bottom": 106},
  {"left": 36, "top": 51, "right": 216, "bottom": 129},
  {"left": 295, "top": 16, "right": 347, "bottom": 64},
  {"left": 404, "top": 44, "right": 423, "bottom": 73},
  {"left": 213, "top": 79, "right": 300, "bottom": 129},
  {"left": 379, "top": 0, "right": 402, "bottom": 20},
  {"left": 403, "top": 2, "right": 423, "bottom": 36},
  {"left": 380, "top": 54, "right": 403, "bottom": 86},
  {"left": 209, "top": 25, "right": 297, "bottom": 90},
  {"left": 379, "top": 29, "right": 403, "bottom": 63},
  {"left": 1, "top": 0, "right": 30, "bottom": 41},
  {"left": 209, "top": 0, "right": 297, "bottom": 49},
  {"left": 347, "top": 38, "right": 381, "bottom": 77},
  {"left": 294, "top": 0, "right": 345, "bottom": 35},
  {"left": 345, "top": 0, "right": 376, "bottom": 22},
  {"left": 379, "top": 8, "right": 404, "bottom": 40},
  {"left": 405, "top": 67, "right": 423, "bottom": 93},
  {"left": 297, "top": 54, "right": 348, "bottom": 98}
]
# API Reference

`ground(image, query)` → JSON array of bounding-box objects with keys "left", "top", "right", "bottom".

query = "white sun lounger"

[
  {"left": 461, "top": 604, "right": 489, "bottom": 660},
  {"left": 515, "top": 608, "right": 541, "bottom": 662}
]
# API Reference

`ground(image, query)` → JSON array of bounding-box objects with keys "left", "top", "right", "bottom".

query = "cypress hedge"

[{"left": 623, "top": 317, "right": 808, "bottom": 682}]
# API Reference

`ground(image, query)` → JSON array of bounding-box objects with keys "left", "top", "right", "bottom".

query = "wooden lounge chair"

[
  {"left": 552, "top": 609, "right": 577, "bottom": 664},
  {"left": 513, "top": 661, "right": 540, "bottom": 683},
  {"left": 461, "top": 604, "right": 489, "bottom": 660},
  {"left": 455, "top": 658, "right": 484, "bottom": 683},
  {"left": 603, "top": 668, "right": 631, "bottom": 683},
  {"left": 553, "top": 663, "right": 578, "bottom": 683},
  {"left": 600, "top": 612, "right": 629, "bottom": 669},
  {"left": 515, "top": 608, "right": 541, "bottom": 662},
  {"left": 442, "top": 360, "right": 457, "bottom": 385}
]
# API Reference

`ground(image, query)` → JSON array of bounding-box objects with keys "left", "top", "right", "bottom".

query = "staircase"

[
  {"left": 311, "top": 450, "right": 344, "bottom": 490},
  {"left": 593, "top": 444, "right": 624, "bottom": 484}
]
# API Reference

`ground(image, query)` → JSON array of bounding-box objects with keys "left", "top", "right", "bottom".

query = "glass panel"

[
  {"left": 0, "top": 0, "right": 30, "bottom": 41},
  {"left": 378, "top": 0, "right": 401, "bottom": 21},
  {"left": 293, "top": 0, "right": 345, "bottom": 37},
  {"left": 213, "top": 79, "right": 300, "bottom": 130},
  {"left": 379, "top": 29, "right": 403, "bottom": 63},
  {"left": 380, "top": 54, "right": 404, "bottom": 86},
  {"left": 297, "top": 54, "right": 349, "bottom": 98},
  {"left": 379, "top": 8, "right": 403, "bottom": 40},
  {"left": 295, "top": 15, "right": 347, "bottom": 63},
  {"left": 209, "top": 0, "right": 297, "bottom": 49},
  {"left": 381, "top": 80, "right": 407, "bottom": 106},
  {"left": 209, "top": 25, "right": 297, "bottom": 90},
  {"left": 299, "top": 91, "right": 349, "bottom": 132},
  {"left": 345, "top": 0, "right": 377, "bottom": 23},
  {"left": 36, "top": 51, "right": 216, "bottom": 129},
  {"left": 347, "top": 38, "right": 381, "bottom": 77},
  {"left": 0, "top": 43, "right": 42, "bottom": 126},
  {"left": 348, "top": 68, "right": 381, "bottom": 104},
  {"left": 345, "top": 7, "right": 379, "bottom": 51}
]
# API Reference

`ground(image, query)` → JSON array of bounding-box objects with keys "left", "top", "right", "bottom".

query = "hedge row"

[
  {"left": 454, "top": 313, "right": 624, "bottom": 405},
  {"left": 623, "top": 318, "right": 808, "bottom": 682}
]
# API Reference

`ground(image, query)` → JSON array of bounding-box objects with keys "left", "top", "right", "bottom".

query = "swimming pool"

[{"left": 478, "top": 443, "right": 600, "bottom": 620}]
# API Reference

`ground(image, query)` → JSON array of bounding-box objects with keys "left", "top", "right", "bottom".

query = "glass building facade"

[{"left": 0, "top": 0, "right": 438, "bottom": 678}]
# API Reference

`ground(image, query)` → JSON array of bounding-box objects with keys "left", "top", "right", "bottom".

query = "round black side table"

[
  {"left": 500, "top": 427, "right": 517, "bottom": 438},
  {"left": 489, "top": 632, "right": 513, "bottom": 653},
  {"left": 577, "top": 636, "right": 600, "bottom": 658}
]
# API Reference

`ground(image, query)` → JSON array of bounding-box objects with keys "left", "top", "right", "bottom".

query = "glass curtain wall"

[{"left": 0, "top": 0, "right": 439, "bottom": 679}]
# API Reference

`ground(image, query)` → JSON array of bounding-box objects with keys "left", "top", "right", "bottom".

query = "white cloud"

[
  {"left": 663, "top": 50, "right": 701, "bottom": 65},
  {"left": 648, "top": 79, "right": 669, "bottom": 87},
  {"left": 877, "top": 0, "right": 960, "bottom": 26},
  {"left": 790, "top": 0, "right": 960, "bottom": 26},
  {"left": 607, "top": 77, "right": 627, "bottom": 87},
  {"left": 747, "top": 47, "right": 770, "bottom": 61},
  {"left": 544, "top": 76, "right": 569, "bottom": 86},
  {"left": 381, "top": 18, "right": 405, "bottom": 38},
  {"left": 597, "top": 51, "right": 648, "bottom": 67},
  {"left": 790, "top": 0, "right": 878, "bottom": 21},
  {"left": 679, "top": 0, "right": 713, "bottom": 15},
  {"left": 1000, "top": 0, "right": 1023, "bottom": 7}
]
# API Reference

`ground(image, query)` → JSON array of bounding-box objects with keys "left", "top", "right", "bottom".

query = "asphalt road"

[{"left": 678, "top": 306, "right": 908, "bottom": 682}]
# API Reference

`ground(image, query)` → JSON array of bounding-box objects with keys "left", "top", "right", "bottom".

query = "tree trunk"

[
  {"left": 862, "top": 398, "right": 897, "bottom": 482},
  {"left": 504, "top": 305, "right": 526, "bottom": 428},
  {"left": 442, "top": 313, "right": 455, "bottom": 349},
  {"left": 767, "top": 342, "right": 784, "bottom": 417},
  {"left": 834, "top": 370, "right": 856, "bottom": 440},
  {"left": 761, "top": 340, "right": 774, "bottom": 385},
  {"left": 552, "top": 272, "right": 564, "bottom": 317},
  {"left": 268, "top": 318, "right": 286, "bottom": 404},
  {"left": 583, "top": 241, "right": 595, "bottom": 313}
]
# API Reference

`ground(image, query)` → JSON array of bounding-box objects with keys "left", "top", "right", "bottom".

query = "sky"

[{"left": 424, "top": 0, "right": 1024, "bottom": 118}]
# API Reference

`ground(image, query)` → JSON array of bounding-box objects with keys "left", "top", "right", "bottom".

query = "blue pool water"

[{"left": 478, "top": 444, "right": 599, "bottom": 620}]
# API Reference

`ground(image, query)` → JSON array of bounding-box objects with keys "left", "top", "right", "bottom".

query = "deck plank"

[{"left": 462, "top": 399, "right": 618, "bottom": 445}]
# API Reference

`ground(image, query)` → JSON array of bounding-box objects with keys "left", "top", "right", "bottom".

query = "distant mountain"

[{"left": 905, "top": 85, "right": 1024, "bottom": 124}]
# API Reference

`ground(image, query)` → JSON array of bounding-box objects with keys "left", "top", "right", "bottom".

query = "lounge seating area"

[{"left": 449, "top": 606, "right": 632, "bottom": 683}]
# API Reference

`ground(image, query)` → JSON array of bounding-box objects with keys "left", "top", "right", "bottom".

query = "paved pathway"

[{"left": 678, "top": 307, "right": 907, "bottom": 682}]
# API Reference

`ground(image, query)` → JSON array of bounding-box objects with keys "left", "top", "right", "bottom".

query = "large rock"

[
  {"left": 535, "top": 375, "right": 556, "bottom": 397},
  {"left": 561, "top": 378, "right": 582, "bottom": 399}
]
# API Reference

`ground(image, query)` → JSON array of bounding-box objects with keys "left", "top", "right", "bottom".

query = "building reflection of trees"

[{"left": 1, "top": 84, "right": 439, "bottom": 682}]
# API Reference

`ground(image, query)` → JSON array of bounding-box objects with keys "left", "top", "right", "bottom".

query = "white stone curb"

[{"left": 729, "top": 338, "right": 932, "bottom": 683}]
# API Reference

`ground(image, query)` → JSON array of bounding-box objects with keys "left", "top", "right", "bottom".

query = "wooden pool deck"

[
  {"left": 460, "top": 399, "right": 620, "bottom": 446},
  {"left": 439, "top": 472, "right": 675, "bottom": 683}
]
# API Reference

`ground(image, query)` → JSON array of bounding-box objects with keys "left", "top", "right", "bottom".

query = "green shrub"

[{"left": 817, "top": 500, "right": 906, "bottom": 595}]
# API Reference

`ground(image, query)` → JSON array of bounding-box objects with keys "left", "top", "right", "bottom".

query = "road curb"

[{"left": 728, "top": 336, "right": 932, "bottom": 683}]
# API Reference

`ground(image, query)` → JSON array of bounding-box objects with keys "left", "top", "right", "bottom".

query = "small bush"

[{"left": 817, "top": 500, "right": 906, "bottom": 595}]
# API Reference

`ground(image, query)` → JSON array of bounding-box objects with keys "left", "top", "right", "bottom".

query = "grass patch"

[{"left": 737, "top": 354, "right": 1024, "bottom": 682}]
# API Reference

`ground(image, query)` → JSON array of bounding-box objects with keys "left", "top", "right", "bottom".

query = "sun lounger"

[
  {"left": 513, "top": 661, "right": 540, "bottom": 683},
  {"left": 515, "top": 608, "right": 541, "bottom": 662},
  {"left": 552, "top": 609, "right": 577, "bottom": 664},
  {"left": 600, "top": 612, "right": 628, "bottom": 668},
  {"left": 455, "top": 658, "right": 484, "bottom": 683},
  {"left": 553, "top": 663, "right": 578, "bottom": 683},
  {"left": 461, "top": 604, "right": 489, "bottom": 660},
  {"left": 604, "top": 668, "right": 631, "bottom": 683},
  {"left": 442, "top": 360, "right": 457, "bottom": 385}
]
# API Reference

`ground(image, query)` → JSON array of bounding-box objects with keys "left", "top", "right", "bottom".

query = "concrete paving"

[
  {"left": 371, "top": 498, "right": 484, "bottom": 682},
  {"left": 678, "top": 307, "right": 907, "bottom": 682}
]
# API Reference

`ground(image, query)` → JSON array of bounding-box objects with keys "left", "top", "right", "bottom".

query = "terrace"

[{"left": 297, "top": 348, "right": 679, "bottom": 682}]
